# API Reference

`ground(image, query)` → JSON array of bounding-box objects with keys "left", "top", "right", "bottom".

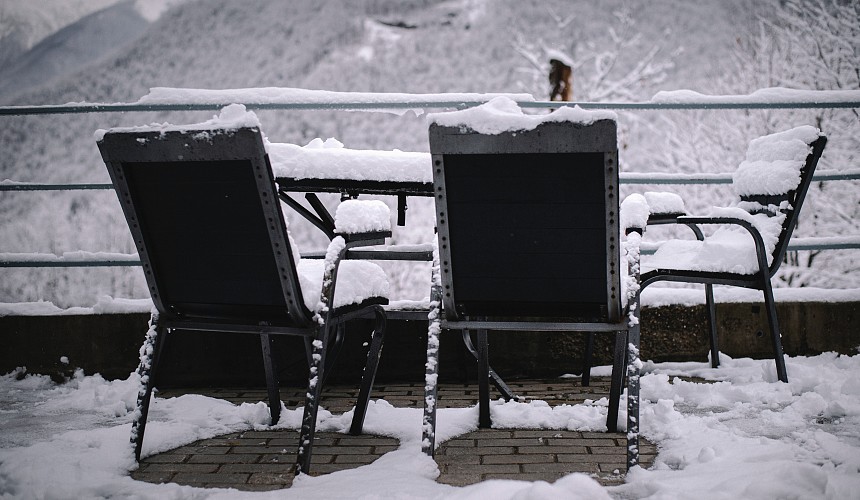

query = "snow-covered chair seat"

[
  {"left": 639, "top": 126, "right": 828, "bottom": 383},
  {"left": 297, "top": 199, "right": 391, "bottom": 310},
  {"left": 422, "top": 97, "right": 644, "bottom": 470},
  {"left": 96, "top": 112, "right": 391, "bottom": 476}
]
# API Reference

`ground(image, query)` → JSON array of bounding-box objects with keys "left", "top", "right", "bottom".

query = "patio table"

[{"left": 271, "top": 145, "right": 513, "bottom": 398}]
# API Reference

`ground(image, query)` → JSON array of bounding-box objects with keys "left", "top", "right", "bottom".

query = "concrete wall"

[{"left": 1, "top": 301, "right": 857, "bottom": 386}]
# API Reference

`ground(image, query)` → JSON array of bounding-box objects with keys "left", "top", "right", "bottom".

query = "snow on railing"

[{"left": 0, "top": 87, "right": 858, "bottom": 115}]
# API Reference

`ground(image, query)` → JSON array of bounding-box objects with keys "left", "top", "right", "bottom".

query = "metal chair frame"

[
  {"left": 639, "top": 135, "right": 828, "bottom": 383},
  {"left": 421, "top": 119, "right": 644, "bottom": 469},
  {"left": 97, "top": 126, "right": 390, "bottom": 475}
]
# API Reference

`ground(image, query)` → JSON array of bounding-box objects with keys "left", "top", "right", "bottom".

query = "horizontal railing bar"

[
  {"left": 521, "top": 101, "right": 860, "bottom": 110},
  {"left": 0, "top": 183, "right": 114, "bottom": 191},
  {"left": 1, "top": 99, "right": 858, "bottom": 116},
  {"left": 621, "top": 173, "right": 732, "bottom": 185},
  {"left": 0, "top": 260, "right": 144, "bottom": 267},
  {"left": 4, "top": 169, "right": 858, "bottom": 192},
  {"left": 784, "top": 238, "right": 860, "bottom": 251},
  {"left": 4, "top": 237, "right": 857, "bottom": 267}
]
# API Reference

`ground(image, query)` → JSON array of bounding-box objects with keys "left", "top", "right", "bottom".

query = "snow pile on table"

[
  {"left": 427, "top": 96, "right": 617, "bottom": 134},
  {"left": 266, "top": 137, "right": 430, "bottom": 183},
  {"left": 1, "top": 352, "right": 859, "bottom": 498}
]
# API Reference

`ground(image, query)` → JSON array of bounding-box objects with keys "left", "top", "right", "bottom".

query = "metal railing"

[{"left": 2, "top": 95, "right": 858, "bottom": 268}]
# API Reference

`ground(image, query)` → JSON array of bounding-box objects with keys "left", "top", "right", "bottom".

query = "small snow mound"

[
  {"left": 546, "top": 48, "right": 575, "bottom": 68},
  {"left": 621, "top": 193, "right": 650, "bottom": 231},
  {"left": 96, "top": 104, "right": 261, "bottom": 138},
  {"left": 428, "top": 96, "right": 616, "bottom": 134},
  {"left": 733, "top": 125, "right": 820, "bottom": 197},
  {"left": 644, "top": 191, "right": 686, "bottom": 215},
  {"left": 134, "top": 0, "right": 190, "bottom": 22},
  {"left": 266, "top": 139, "right": 430, "bottom": 182},
  {"left": 305, "top": 137, "right": 344, "bottom": 149},
  {"left": 334, "top": 199, "right": 392, "bottom": 234}
]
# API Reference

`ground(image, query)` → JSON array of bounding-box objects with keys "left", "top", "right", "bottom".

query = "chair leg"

[
  {"left": 626, "top": 322, "right": 642, "bottom": 470},
  {"left": 350, "top": 307, "right": 387, "bottom": 435},
  {"left": 422, "top": 280, "right": 443, "bottom": 457},
  {"left": 322, "top": 324, "right": 347, "bottom": 388},
  {"left": 704, "top": 284, "right": 720, "bottom": 368},
  {"left": 476, "top": 329, "right": 491, "bottom": 428},
  {"left": 582, "top": 332, "right": 594, "bottom": 387},
  {"left": 302, "top": 323, "right": 344, "bottom": 390},
  {"left": 296, "top": 327, "right": 329, "bottom": 475},
  {"left": 762, "top": 278, "right": 789, "bottom": 383},
  {"left": 461, "top": 330, "right": 516, "bottom": 401},
  {"left": 606, "top": 330, "right": 626, "bottom": 433},
  {"left": 260, "top": 334, "right": 281, "bottom": 426},
  {"left": 131, "top": 314, "right": 167, "bottom": 461}
]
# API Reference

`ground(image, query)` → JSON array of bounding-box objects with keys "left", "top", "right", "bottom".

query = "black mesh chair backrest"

[
  {"left": 736, "top": 135, "right": 827, "bottom": 277},
  {"left": 97, "top": 127, "right": 310, "bottom": 326},
  {"left": 429, "top": 119, "right": 621, "bottom": 323}
]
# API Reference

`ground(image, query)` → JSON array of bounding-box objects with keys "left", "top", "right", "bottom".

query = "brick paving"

[{"left": 133, "top": 377, "right": 655, "bottom": 490}]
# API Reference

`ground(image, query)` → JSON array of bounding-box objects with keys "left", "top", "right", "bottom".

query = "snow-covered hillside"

[
  {"left": 0, "top": 2, "right": 148, "bottom": 101},
  {"left": 0, "top": 0, "right": 857, "bottom": 306},
  {"left": 0, "top": 0, "right": 122, "bottom": 68}
]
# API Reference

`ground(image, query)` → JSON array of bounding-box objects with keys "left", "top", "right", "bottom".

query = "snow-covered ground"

[
  {"left": 1, "top": 353, "right": 859, "bottom": 499},
  {"left": 0, "top": 2, "right": 858, "bottom": 497}
]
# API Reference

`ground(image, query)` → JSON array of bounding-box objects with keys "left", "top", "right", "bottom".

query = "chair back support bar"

[
  {"left": 429, "top": 120, "right": 621, "bottom": 323},
  {"left": 97, "top": 127, "right": 310, "bottom": 325}
]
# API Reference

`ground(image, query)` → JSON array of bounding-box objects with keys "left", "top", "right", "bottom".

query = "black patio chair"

[
  {"left": 422, "top": 118, "right": 645, "bottom": 469},
  {"left": 97, "top": 126, "right": 391, "bottom": 475},
  {"left": 639, "top": 126, "right": 827, "bottom": 383}
]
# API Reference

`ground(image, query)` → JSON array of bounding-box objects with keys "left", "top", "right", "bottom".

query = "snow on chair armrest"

[
  {"left": 643, "top": 191, "right": 686, "bottom": 224},
  {"left": 620, "top": 193, "right": 649, "bottom": 233},
  {"left": 334, "top": 199, "right": 392, "bottom": 242},
  {"left": 644, "top": 191, "right": 686, "bottom": 216}
]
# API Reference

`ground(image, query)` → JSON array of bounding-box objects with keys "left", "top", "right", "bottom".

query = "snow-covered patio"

[
  {"left": 2, "top": 0, "right": 859, "bottom": 497},
  {"left": 1, "top": 352, "right": 858, "bottom": 499}
]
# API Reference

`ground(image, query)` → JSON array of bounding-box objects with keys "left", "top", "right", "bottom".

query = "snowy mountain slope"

[
  {"left": 0, "top": 0, "right": 123, "bottom": 68},
  {"left": 0, "top": 1, "right": 149, "bottom": 102},
  {"left": 0, "top": 0, "right": 854, "bottom": 306}
]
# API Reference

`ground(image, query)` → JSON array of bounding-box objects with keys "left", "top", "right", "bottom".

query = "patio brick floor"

[{"left": 132, "top": 377, "right": 656, "bottom": 490}]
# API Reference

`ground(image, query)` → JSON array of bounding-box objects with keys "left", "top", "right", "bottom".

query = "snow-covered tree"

[
  {"left": 637, "top": 0, "right": 859, "bottom": 288},
  {"left": 718, "top": 0, "right": 859, "bottom": 287},
  {"left": 511, "top": 3, "right": 676, "bottom": 102}
]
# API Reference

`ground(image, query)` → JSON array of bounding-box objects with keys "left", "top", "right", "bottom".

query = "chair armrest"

[
  {"left": 337, "top": 231, "right": 392, "bottom": 245},
  {"left": 642, "top": 191, "right": 687, "bottom": 225},
  {"left": 346, "top": 243, "right": 434, "bottom": 261},
  {"left": 675, "top": 215, "right": 772, "bottom": 275}
]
